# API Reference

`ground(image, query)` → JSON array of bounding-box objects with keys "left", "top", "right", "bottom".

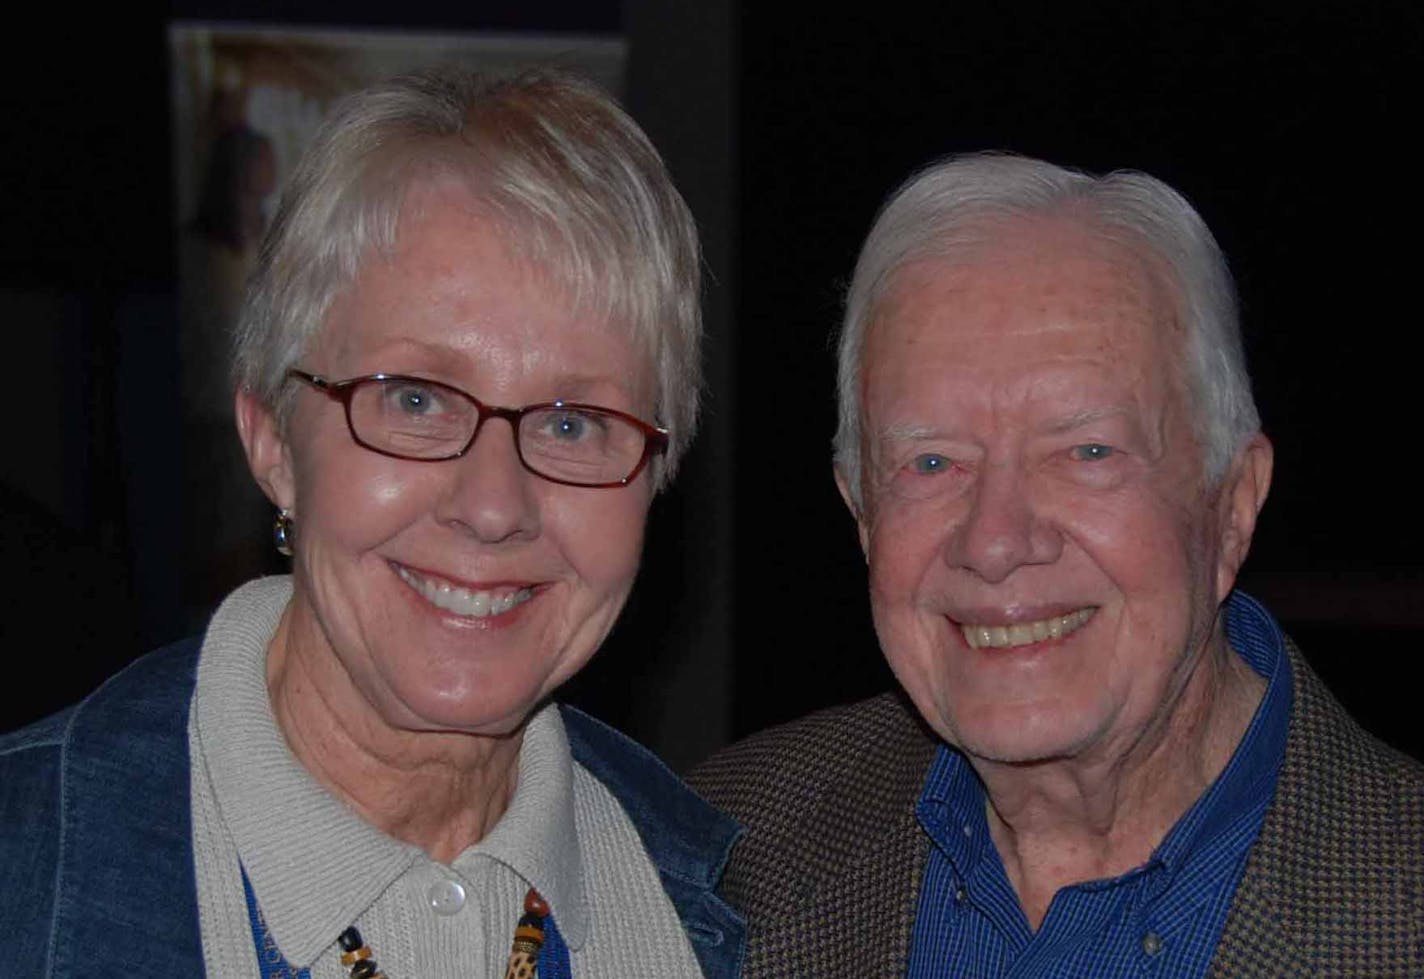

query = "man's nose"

[
  {"left": 434, "top": 418, "right": 541, "bottom": 543},
  {"left": 944, "top": 460, "right": 1060, "bottom": 583}
]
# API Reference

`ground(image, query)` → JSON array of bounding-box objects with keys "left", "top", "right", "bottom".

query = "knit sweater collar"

[{"left": 192, "top": 575, "right": 588, "bottom": 967}]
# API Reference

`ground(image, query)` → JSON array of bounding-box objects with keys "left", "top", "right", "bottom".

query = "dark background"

[
  {"left": 3, "top": 2, "right": 1420, "bottom": 764},
  {"left": 734, "top": 3, "right": 1424, "bottom": 761}
]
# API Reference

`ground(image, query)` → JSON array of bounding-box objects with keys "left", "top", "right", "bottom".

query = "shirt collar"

[
  {"left": 915, "top": 590, "right": 1292, "bottom": 887},
  {"left": 195, "top": 576, "right": 588, "bottom": 964},
  {"left": 1150, "top": 591, "right": 1293, "bottom": 876},
  {"left": 916, "top": 740, "right": 993, "bottom": 880},
  {"left": 456, "top": 704, "right": 589, "bottom": 947}
]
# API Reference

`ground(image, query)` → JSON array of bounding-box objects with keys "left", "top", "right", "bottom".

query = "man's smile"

[{"left": 956, "top": 607, "right": 1097, "bottom": 649}]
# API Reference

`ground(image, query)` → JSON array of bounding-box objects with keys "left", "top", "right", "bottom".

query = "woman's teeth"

[
  {"left": 395, "top": 566, "right": 533, "bottom": 618},
  {"left": 960, "top": 607, "right": 1095, "bottom": 649}
]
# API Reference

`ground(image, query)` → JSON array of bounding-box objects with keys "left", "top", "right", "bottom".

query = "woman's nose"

[{"left": 434, "top": 418, "right": 541, "bottom": 543}]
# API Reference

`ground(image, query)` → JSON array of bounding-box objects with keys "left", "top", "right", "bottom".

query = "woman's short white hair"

[
  {"left": 834, "top": 152, "right": 1259, "bottom": 509},
  {"left": 233, "top": 68, "right": 702, "bottom": 487}
]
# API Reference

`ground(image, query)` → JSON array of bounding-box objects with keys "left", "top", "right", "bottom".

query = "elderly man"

[{"left": 691, "top": 154, "right": 1424, "bottom": 977}]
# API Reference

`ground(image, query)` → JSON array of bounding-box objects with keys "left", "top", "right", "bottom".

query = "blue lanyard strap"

[
  {"left": 240, "top": 866, "right": 572, "bottom": 977},
  {"left": 242, "top": 867, "right": 311, "bottom": 979},
  {"left": 538, "top": 911, "right": 571, "bottom": 979}
]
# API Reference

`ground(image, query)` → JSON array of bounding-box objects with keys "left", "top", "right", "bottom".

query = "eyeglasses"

[{"left": 286, "top": 370, "right": 668, "bottom": 488}]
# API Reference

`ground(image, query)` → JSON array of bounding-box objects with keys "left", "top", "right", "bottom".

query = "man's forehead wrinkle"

[
  {"left": 884, "top": 260, "right": 1158, "bottom": 331},
  {"left": 871, "top": 380, "right": 1151, "bottom": 450},
  {"left": 862, "top": 220, "right": 1193, "bottom": 459}
]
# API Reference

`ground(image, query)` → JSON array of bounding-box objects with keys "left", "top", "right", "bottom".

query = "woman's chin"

[{"left": 369, "top": 677, "right": 552, "bottom": 739}]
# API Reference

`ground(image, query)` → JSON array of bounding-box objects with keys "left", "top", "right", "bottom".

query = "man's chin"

[{"left": 941, "top": 712, "right": 1098, "bottom": 767}]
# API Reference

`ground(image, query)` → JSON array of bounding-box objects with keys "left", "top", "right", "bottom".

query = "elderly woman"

[{"left": 0, "top": 70, "right": 741, "bottom": 978}]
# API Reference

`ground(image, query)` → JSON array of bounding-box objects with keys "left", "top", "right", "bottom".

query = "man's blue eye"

[
  {"left": 911, "top": 453, "right": 950, "bottom": 474},
  {"left": 1071, "top": 443, "right": 1114, "bottom": 462}
]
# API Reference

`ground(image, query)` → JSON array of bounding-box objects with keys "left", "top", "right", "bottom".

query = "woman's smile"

[{"left": 392, "top": 562, "right": 537, "bottom": 620}]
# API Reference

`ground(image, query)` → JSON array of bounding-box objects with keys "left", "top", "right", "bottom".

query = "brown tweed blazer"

[{"left": 688, "top": 643, "right": 1424, "bottom": 977}]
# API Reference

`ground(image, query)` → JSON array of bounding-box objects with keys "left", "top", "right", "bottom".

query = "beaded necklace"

[{"left": 242, "top": 868, "right": 559, "bottom": 978}]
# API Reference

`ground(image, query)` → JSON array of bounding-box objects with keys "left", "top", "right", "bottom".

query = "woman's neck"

[{"left": 265, "top": 602, "right": 523, "bottom": 864}]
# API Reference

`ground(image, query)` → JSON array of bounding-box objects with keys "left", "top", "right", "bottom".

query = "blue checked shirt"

[{"left": 908, "top": 592, "right": 1293, "bottom": 979}]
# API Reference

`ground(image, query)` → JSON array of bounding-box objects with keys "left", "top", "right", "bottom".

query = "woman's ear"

[{"left": 235, "top": 388, "right": 295, "bottom": 511}]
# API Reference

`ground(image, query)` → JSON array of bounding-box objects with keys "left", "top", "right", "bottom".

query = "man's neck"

[{"left": 972, "top": 638, "right": 1266, "bottom": 931}]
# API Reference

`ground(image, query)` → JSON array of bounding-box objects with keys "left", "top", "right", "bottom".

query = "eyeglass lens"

[{"left": 348, "top": 376, "right": 649, "bottom": 484}]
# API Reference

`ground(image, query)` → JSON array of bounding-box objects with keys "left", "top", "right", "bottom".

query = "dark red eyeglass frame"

[{"left": 286, "top": 369, "right": 669, "bottom": 488}]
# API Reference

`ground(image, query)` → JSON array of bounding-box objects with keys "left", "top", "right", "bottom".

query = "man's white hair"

[{"left": 834, "top": 152, "right": 1259, "bottom": 510}]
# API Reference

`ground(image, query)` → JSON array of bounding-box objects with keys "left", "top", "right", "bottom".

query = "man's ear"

[
  {"left": 834, "top": 464, "right": 871, "bottom": 562},
  {"left": 235, "top": 388, "right": 296, "bottom": 512},
  {"left": 1215, "top": 433, "right": 1273, "bottom": 601}
]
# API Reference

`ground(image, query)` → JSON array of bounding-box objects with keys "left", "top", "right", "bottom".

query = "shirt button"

[
  {"left": 954, "top": 887, "right": 967, "bottom": 903},
  {"left": 1141, "top": 931, "right": 1163, "bottom": 956},
  {"left": 427, "top": 879, "right": 466, "bottom": 915}
]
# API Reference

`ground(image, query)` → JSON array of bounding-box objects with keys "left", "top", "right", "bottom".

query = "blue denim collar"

[
  {"left": 562, "top": 704, "right": 747, "bottom": 979},
  {"left": 47, "top": 636, "right": 205, "bottom": 976},
  {"left": 46, "top": 639, "right": 744, "bottom": 979}
]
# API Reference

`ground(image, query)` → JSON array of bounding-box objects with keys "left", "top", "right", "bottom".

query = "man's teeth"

[
  {"left": 960, "top": 608, "right": 1095, "bottom": 649},
  {"left": 396, "top": 566, "right": 533, "bottom": 618}
]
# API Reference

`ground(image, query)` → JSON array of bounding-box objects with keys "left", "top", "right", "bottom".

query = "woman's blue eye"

[
  {"left": 394, "top": 386, "right": 438, "bottom": 414},
  {"left": 381, "top": 381, "right": 435, "bottom": 412},
  {"left": 910, "top": 453, "right": 950, "bottom": 474},
  {"left": 552, "top": 414, "right": 587, "bottom": 440},
  {"left": 1071, "top": 443, "right": 1114, "bottom": 462}
]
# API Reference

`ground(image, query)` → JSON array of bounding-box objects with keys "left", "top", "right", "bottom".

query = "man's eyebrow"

[
  {"left": 1045, "top": 406, "right": 1130, "bottom": 435},
  {"left": 876, "top": 422, "right": 941, "bottom": 442}
]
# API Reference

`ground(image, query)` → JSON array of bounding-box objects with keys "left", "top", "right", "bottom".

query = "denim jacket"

[{"left": 0, "top": 638, "right": 745, "bottom": 978}]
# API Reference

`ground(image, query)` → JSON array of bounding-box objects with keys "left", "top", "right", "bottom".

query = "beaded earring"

[{"left": 272, "top": 509, "right": 294, "bottom": 557}]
